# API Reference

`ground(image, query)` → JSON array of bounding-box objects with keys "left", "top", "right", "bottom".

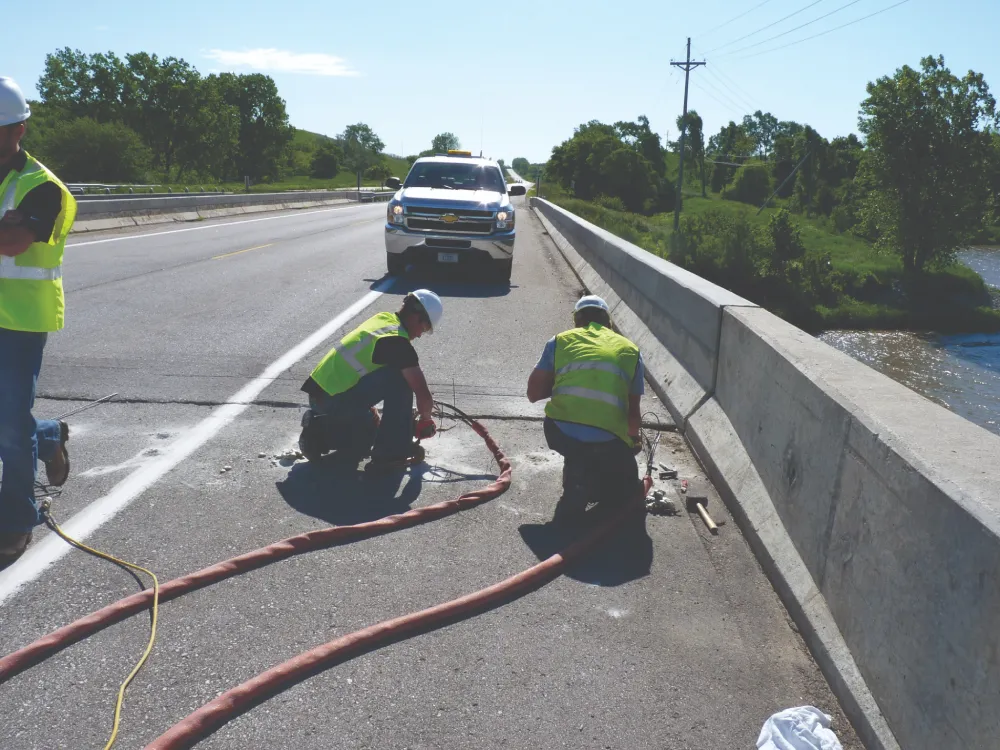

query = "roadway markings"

[
  {"left": 66, "top": 204, "right": 383, "bottom": 248},
  {"left": 0, "top": 280, "right": 394, "bottom": 606},
  {"left": 212, "top": 243, "right": 273, "bottom": 260}
]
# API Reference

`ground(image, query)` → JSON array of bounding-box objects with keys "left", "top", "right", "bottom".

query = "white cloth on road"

[{"left": 757, "top": 706, "right": 843, "bottom": 750}]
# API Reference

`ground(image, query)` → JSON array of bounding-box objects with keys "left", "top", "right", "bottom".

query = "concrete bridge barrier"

[
  {"left": 531, "top": 197, "right": 1000, "bottom": 750},
  {"left": 71, "top": 189, "right": 392, "bottom": 233}
]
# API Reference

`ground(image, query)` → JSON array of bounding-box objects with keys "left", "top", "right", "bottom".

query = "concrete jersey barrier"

[
  {"left": 70, "top": 189, "right": 392, "bottom": 233},
  {"left": 531, "top": 196, "right": 1000, "bottom": 750}
]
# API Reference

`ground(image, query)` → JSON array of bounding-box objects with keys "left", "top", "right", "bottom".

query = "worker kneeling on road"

[
  {"left": 527, "top": 295, "right": 644, "bottom": 521},
  {"left": 299, "top": 290, "right": 442, "bottom": 475}
]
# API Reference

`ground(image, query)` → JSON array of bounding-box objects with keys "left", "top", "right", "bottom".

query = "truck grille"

[{"left": 404, "top": 206, "right": 495, "bottom": 235}]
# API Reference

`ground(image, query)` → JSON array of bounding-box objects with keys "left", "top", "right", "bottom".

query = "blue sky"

[{"left": 6, "top": 0, "right": 999, "bottom": 163}]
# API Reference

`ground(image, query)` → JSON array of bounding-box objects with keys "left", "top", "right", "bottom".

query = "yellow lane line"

[{"left": 212, "top": 243, "right": 273, "bottom": 260}]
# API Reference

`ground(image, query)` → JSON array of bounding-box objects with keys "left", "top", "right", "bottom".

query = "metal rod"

[{"left": 55, "top": 393, "right": 120, "bottom": 420}]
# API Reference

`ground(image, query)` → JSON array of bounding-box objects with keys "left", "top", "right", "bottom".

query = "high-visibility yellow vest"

[
  {"left": 0, "top": 152, "right": 76, "bottom": 332},
  {"left": 544, "top": 323, "right": 639, "bottom": 445},
  {"left": 310, "top": 312, "right": 410, "bottom": 396}
]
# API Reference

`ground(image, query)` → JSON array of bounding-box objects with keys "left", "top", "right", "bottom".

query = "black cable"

[
  {"left": 736, "top": 0, "right": 911, "bottom": 59},
  {"left": 706, "top": 0, "right": 827, "bottom": 53},
  {"left": 719, "top": 0, "right": 866, "bottom": 56},
  {"left": 696, "top": 0, "right": 779, "bottom": 39}
]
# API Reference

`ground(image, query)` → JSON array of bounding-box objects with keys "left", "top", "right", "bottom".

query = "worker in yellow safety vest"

[
  {"left": 0, "top": 77, "right": 76, "bottom": 564},
  {"left": 299, "top": 289, "right": 442, "bottom": 475},
  {"left": 527, "top": 295, "right": 644, "bottom": 522}
]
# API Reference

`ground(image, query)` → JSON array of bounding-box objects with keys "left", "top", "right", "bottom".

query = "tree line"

[
  {"left": 541, "top": 55, "right": 1000, "bottom": 276},
  {"left": 21, "top": 48, "right": 409, "bottom": 188}
]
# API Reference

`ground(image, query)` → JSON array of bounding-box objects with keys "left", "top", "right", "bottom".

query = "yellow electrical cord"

[{"left": 40, "top": 500, "right": 159, "bottom": 750}]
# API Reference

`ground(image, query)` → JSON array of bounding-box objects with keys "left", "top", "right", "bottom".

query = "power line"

[
  {"left": 691, "top": 78, "right": 748, "bottom": 120},
  {"left": 706, "top": 0, "right": 826, "bottom": 53},
  {"left": 719, "top": 0, "right": 866, "bottom": 56},
  {"left": 691, "top": 42, "right": 760, "bottom": 112},
  {"left": 735, "top": 0, "right": 911, "bottom": 58},
  {"left": 695, "top": 0, "right": 779, "bottom": 39},
  {"left": 702, "top": 64, "right": 758, "bottom": 113},
  {"left": 697, "top": 74, "right": 753, "bottom": 115}
]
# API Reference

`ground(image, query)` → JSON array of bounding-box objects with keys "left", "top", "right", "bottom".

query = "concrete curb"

[
  {"left": 529, "top": 202, "right": 900, "bottom": 750},
  {"left": 70, "top": 197, "right": 355, "bottom": 234}
]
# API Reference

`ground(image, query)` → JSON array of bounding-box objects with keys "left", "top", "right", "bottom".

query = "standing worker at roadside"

[
  {"left": 299, "top": 290, "right": 442, "bottom": 475},
  {"left": 0, "top": 77, "right": 75, "bottom": 563},
  {"left": 526, "top": 295, "right": 644, "bottom": 521}
]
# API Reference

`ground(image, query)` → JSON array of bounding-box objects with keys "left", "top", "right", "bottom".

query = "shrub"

[{"left": 721, "top": 163, "right": 771, "bottom": 207}]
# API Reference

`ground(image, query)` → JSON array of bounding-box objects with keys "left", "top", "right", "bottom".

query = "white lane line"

[
  {"left": 67, "top": 204, "right": 383, "bottom": 247},
  {"left": 0, "top": 281, "right": 392, "bottom": 606}
]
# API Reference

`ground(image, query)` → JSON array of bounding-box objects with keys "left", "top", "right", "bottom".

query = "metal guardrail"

[{"left": 75, "top": 189, "right": 393, "bottom": 218}]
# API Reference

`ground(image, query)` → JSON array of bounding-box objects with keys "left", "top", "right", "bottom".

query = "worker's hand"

[
  {"left": 415, "top": 417, "right": 437, "bottom": 440},
  {"left": 630, "top": 435, "right": 643, "bottom": 455}
]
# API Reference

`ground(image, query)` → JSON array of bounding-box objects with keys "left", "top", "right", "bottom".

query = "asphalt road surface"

[{"left": 0, "top": 200, "right": 861, "bottom": 749}]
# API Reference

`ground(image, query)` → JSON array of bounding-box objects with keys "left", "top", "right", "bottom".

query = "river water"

[{"left": 818, "top": 248, "right": 1000, "bottom": 436}]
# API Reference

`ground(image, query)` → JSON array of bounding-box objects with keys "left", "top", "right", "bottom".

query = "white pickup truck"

[{"left": 384, "top": 151, "right": 527, "bottom": 282}]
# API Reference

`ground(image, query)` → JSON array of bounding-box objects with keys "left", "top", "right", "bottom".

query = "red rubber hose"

[
  {"left": 145, "top": 476, "right": 653, "bottom": 750},
  {"left": 0, "top": 420, "right": 510, "bottom": 686}
]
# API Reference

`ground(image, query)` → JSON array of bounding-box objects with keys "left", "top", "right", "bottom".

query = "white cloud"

[{"left": 204, "top": 48, "right": 359, "bottom": 77}]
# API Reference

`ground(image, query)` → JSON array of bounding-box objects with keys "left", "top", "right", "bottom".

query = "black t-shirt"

[
  {"left": 0, "top": 150, "right": 63, "bottom": 242},
  {"left": 301, "top": 333, "right": 418, "bottom": 397}
]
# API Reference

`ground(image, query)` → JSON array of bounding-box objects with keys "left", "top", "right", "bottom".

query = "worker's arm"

[
  {"left": 0, "top": 215, "right": 36, "bottom": 257},
  {"left": 628, "top": 394, "right": 641, "bottom": 439},
  {"left": 526, "top": 368, "right": 555, "bottom": 403},
  {"left": 402, "top": 365, "right": 434, "bottom": 420}
]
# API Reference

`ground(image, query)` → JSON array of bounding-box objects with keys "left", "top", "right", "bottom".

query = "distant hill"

[{"left": 292, "top": 128, "right": 412, "bottom": 179}]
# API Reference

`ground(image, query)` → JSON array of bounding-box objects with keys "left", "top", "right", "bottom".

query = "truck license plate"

[{"left": 437, "top": 252, "right": 459, "bottom": 263}]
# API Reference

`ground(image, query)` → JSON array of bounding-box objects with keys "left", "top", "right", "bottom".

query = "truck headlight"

[
  {"left": 496, "top": 209, "right": 514, "bottom": 230},
  {"left": 388, "top": 202, "right": 405, "bottom": 225}
]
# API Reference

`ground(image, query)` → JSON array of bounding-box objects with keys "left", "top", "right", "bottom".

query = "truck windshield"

[{"left": 404, "top": 162, "right": 506, "bottom": 191}]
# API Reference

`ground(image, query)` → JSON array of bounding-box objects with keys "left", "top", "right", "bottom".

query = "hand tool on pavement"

[{"left": 686, "top": 494, "right": 718, "bottom": 535}]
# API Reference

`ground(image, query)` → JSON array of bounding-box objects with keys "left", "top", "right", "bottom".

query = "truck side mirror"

[
  {"left": 508, "top": 184, "right": 527, "bottom": 196},
  {"left": 385, "top": 177, "right": 401, "bottom": 190}
]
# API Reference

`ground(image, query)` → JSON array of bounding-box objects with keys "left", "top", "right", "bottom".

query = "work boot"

[
  {"left": 363, "top": 441, "right": 426, "bottom": 476},
  {"left": 44, "top": 421, "right": 70, "bottom": 487},
  {"left": 298, "top": 410, "right": 325, "bottom": 463},
  {"left": 0, "top": 531, "right": 32, "bottom": 563}
]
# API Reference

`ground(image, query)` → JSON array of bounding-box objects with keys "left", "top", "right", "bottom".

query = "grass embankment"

[{"left": 539, "top": 183, "right": 1000, "bottom": 334}]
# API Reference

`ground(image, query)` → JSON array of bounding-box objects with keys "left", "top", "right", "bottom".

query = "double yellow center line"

[{"left": 212, "top": 243, "right": 273, "bottom": 261}]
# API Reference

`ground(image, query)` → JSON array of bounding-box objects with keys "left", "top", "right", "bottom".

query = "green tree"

[
  {"left": 44, "top": 118, "right": 152, "bottom": 182},
  {"left": 859, "top": 55, "right": 999, "bottom": 273},
  {"left": 310, "top": 141, "right": 343, "bottom": 179},
  {"left": 676, "top": 110, "right": 705, "bottom": 196},
  {"left": 366, "top": 161, "right": 392, "bottom": 186},
  {"left": 722, "top": 163, "right": 772, "bottom": 206},
  {"left": 615, "top": 115, "right": 666, "bottom": 177},
  {"left": 431, "top": 132, "right": 460, "bottom": 153},
  {"left": 511, "top": 157, "right": 530, "bottom": 174},
  {"left": 599, "top": 148, "right": 657, "bottom": 213},
  {"left": 212, "top": 72, "right": 293, "bottom": 181},
  {"left": 341, "top": 123, "right": 386, "bottom": 191}
]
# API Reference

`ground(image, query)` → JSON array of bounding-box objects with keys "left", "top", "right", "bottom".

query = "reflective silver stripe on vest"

[
  {"left": 552, "top": 386, "right": 625, "bottom": 410},
  {"left": 0, "top": 256, "right": 63, "bottom": 280},
  {"left": 555, "top": 360, "right": 632, "bottom": 384},
  {"left": 338, "top": 325, "right": 403, "bottom": 376},
  {"left": 1, "top": 176, "right": 15, "bottom": 213},
  {"left": 0, "top": 168, "right": 63, "bottom": 281}
]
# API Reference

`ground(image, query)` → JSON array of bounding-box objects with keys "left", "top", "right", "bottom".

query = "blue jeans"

[
  {"left": 0, "top": 328, "right": 63, "bottom": 533},
  {"left": 309, "top": 367, "right": 414, "bottom": 460}
]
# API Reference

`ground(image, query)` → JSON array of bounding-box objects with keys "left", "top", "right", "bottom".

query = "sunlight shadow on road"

[
  {"left": 518, "top": 507, "right": 653, "bottom": 587},
  {"left": 276, "top": 459, "right": 423, "bottom": 526}
]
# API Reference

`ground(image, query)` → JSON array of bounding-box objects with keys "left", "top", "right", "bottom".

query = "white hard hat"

[
  {"left": 0, "top": 78, "right": 30, "bottom": 127},
  {"left": 410, "top": 289, "right": 443, "bottom": 334},
  {"left": 574, "top": 295, "right": 609, "bottom": 313}
]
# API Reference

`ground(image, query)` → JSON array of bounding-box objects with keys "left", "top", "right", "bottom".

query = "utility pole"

[{"left": 671, "top": 37, "right": 706, "bottom": 231}]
